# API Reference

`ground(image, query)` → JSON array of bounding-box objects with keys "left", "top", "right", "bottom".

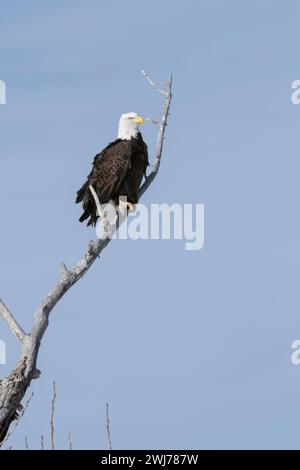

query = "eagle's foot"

[
  {"left": 119, "top": 200, "right": 135, "bottom": 216},
  {"left": 126, "top": 202, "right": 135, "bottom": 212}
]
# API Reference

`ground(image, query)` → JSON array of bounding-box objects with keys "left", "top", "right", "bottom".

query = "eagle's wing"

[
  {"left": 90, "top": 141, "right": 132, "bottom": 201},
  {"left": 76, "top": 140, "right": 132, "bottom": 225}
]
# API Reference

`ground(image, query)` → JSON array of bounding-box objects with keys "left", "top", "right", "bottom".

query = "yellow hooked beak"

[{"left": 133, "top": 115, "right": 144, "bottom": 125}]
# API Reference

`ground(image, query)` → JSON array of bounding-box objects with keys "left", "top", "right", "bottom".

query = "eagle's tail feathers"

[{"left": 76, "top": 181, "right": 89, "bottom": 204}]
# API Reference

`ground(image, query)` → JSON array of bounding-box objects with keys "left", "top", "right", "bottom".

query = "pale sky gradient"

[{"left": 1, "top": 0, "right": 300, "bottom": 450}]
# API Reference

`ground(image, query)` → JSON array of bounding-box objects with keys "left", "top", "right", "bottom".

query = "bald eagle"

[{"left": 76, "top": 112, "right": 149, "bottom": 226}]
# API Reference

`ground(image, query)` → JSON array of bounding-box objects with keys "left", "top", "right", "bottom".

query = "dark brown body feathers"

[{"left": 76, "top": 133, "right": 149, "bottom": 226}]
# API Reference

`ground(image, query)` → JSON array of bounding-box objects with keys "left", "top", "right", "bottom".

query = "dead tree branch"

[
  {"left": 0, "top": 71, "right": 173, "bottom": 444},
  {"left": 0, "top": 300, "right": 26, "bottom": 343},
  {"left": 0, "top": 392, "right": 34, "bottom": 449},
  {"left": 105, "top": 402, "right": 112, "bottom": 451}
]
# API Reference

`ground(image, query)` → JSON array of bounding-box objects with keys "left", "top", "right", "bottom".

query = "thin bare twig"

[
  {"left": 145, "top": 118, "right": 161, "bottom": 125},
  {"left": 59, "top": 262, "right": 69, "bottom": 280},
  {"left": 68, "top": 432, "right": 73, "bottom": 450},
  {"left": 24, "top": 436, "right": 29, "bottom": 450},
  {"left": 141, "top": 69, "right": 168, "bottom": 96},
  {"left": 0, "top": 299, "right": 26, "bottom": 343},
  {"left": 40, "top": 434, "right": 45, "bottom": 450},
  {"left": 50, "top": 381, "right": 56, "bottom": 450},
  {"left": 106, "top": 402, "right": 112, "bottom": 451}
]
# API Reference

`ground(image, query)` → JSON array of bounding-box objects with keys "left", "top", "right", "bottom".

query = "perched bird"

[{"left": 76, "top": 112, "right": 149, "bottom": 226}]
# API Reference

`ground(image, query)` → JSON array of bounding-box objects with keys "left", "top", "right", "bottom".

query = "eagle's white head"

[{"left": 117, "top": 112, "right": 144, "bottom": 140}]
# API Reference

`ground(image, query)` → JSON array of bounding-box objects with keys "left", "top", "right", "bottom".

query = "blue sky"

[{"left": 1, "top": 0, "right": 300, "bottom": 449}]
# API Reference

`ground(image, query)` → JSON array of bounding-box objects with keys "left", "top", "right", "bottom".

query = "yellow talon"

[
  {"left": 118, "top": 200, "right": 135, "bottom": 216},
  {"left": 126, "top": 202, "right": 135, "bottom": 212}
]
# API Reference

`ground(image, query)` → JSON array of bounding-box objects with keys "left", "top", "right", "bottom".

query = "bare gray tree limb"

[
  {"left": 0, "top": 71, "right": 173, "bottom": 445},
  {"left": 0, "top": 393, "right": 33, "bottom": 448},
  {"left": 138, "top": 73, "right": 172, "bottom": 198},
  {"left": 0, "top": 300, "right": 26, "bottom": 343}
]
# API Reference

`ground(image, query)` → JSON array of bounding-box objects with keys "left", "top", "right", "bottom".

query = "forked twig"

[{"left": 141, "top": 69, "right": 168, "bottom": 96}]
